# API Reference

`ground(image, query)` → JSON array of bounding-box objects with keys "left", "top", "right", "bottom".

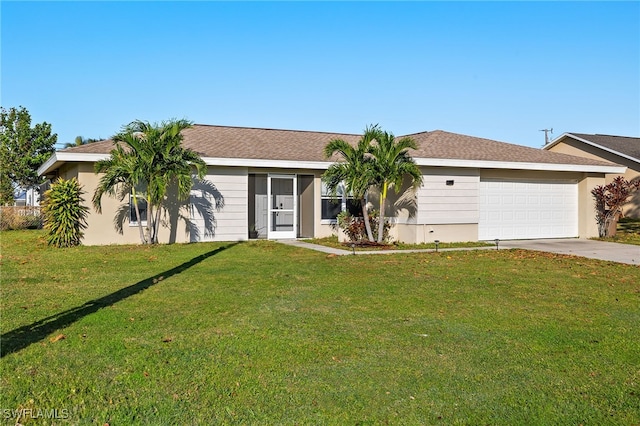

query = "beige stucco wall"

[
  {"left": 316, "top": 223, "right": 337, "bottom": 239},
  {"left": 548, "top": 139, "right": 639, "bottom": 218},
  {"left": 577, "top": 173, "right": 605, "bottom": 238},
  {"left": 58, "top": 163, "right": 79, "bottom": 180},
  {"left": 395, "top": 223, "right": 479, "bottom": 244},
  {"left": 77, "top": 162, "right": 152, "bottom": 245}
]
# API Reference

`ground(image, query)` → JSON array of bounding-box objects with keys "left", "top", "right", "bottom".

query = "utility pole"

[{"left": 539, "top": 128, "right": 553, "bottom": 146}]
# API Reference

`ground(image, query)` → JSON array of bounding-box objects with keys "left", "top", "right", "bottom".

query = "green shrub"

[
  {"left": 337, "top": 209, "right": 391, "bottom": 243},
  {"left": 42, "top": 178, "right": 89, "bottom": 247}
]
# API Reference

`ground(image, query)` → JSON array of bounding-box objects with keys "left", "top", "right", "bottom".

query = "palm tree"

[
  {"left": 64, "top": 136, "right": 101, "bottom": 149},
  {"left": 120, "top": 119, "right": 207, "bottom": 244},
  {"left": 93, "top": 119, "right": 207, "bottom": 244},
  {"left": 369, "top": 130, "right": 423, "bottom": 243},
  {"left": 322, "top": 125, "right": 380, "bottom": 242},
  {"left": 93, "top": 142, "right": 148, "bottom": 244}
]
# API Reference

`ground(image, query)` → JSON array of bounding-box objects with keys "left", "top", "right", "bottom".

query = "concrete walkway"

[
  {"left": 499, "top": 238, "right": 640, "bottom": 266},
  {"left": 278, "top": 238, "right": 640, "bottom": 266},
  {"left": 277, "top": 239, "right": 495, "bottom": 256}
]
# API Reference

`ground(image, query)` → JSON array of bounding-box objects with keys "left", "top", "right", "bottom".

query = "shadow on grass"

[{"left": 1, "top": 242, "right": 239, "bottom": 358}]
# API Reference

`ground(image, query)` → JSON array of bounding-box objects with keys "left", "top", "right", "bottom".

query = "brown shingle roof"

[
  {"left": 59, "top": 124, "right": 617, "bottom": 167},
  {"left": 59, "top": 139, "right": 114, "bottom": 154},
  {"left": 60, "top": 125, "right": 361, "bottom": 162},
  {"left": 567, "top": 133, "right": 640, "bottom": 161},
  {"left": 408, "top": 130, "right": 616, "bottom": 166},
  {"left": 181, "top": 125, "right": 361, "bottom": 162}
]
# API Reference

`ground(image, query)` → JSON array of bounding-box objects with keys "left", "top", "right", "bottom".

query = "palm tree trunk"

[
  {"left": 145, "top": 197, "right": 153, "bottom": 244},
  {"left": 131, "top": 188, "right": 147, "bottom": 244},
  {"left": 152, "top": 203, "right": 162, "bottom": 244},
  {"left": 377, "top": 181, "right": 388, "bottom": 243},
  {"left": 361, "top": 197, "right": 374, "bottom": 242},
  {"left": 149, "top": 202, "right": 158, "bottom": 244}
]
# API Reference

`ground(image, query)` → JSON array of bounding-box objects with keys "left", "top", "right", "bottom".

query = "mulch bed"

[{"left": 340, "top": 241, "right": 394, "bottom": 249}]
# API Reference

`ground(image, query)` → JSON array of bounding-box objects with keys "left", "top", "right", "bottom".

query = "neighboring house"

[
  {"left": 38, "top": 125, "right": 625, "bottom": 245},
  {"left": 544, "top": 133, "right": 640, "bottom": 218},
  {"left": 13, "top": 187, "right": 40, "bottom": 207}
]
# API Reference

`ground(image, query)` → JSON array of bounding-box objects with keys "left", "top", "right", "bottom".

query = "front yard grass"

[{"left": 1, "top": 230, "right": 639, "bottom": 424}]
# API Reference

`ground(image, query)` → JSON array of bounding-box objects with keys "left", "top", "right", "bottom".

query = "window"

[
  {"left": 129, "top": 193, "right": 148, "bottom": 226},
  {"left": 321, "top": 182, "right": 361, "bottom": 221}
]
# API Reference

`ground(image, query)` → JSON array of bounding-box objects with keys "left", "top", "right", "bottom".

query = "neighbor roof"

[
  {"left": 546, "top": 133, "right": 640, "bottom": 163},
  {"left": 40, "top": 125, "right": 625, "bottom": 175}
]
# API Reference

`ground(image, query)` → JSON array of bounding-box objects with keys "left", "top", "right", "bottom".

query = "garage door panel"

[
  {"left": 488, "top": 211, "right": 501, "bottom": 221},
  {"left": 512, "top": 211, "right": 525, "bottom": 221},
  {"left": 479, "top": 180, "right": 578, "bottom": 240}
]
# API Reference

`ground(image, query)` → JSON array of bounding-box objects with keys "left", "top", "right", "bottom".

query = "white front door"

[{"left": 268, "top": 174, "right": 297, "bottom": 239}]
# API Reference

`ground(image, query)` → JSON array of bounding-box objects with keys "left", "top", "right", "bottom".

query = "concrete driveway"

[{"left": 499, "top": 239, "right": 640, "bottom": 266}]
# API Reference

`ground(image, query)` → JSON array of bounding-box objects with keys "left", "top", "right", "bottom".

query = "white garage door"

[{"left": 479, "top": 180, "right": 578, "bottom": 240}]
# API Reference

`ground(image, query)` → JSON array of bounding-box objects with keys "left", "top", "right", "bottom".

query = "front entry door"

[{"left": 268, "top": 174, "right": 297, "bottom": 239}]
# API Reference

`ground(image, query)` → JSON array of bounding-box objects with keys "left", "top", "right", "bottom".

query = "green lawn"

[{"left": 1, "top": 230, "right": 639, "bottom": 425}]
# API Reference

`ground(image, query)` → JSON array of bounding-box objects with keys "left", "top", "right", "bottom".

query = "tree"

[
  {"left": 124, "top": 119, "right": 207, "bottom": 244},
  {"left": 591, "top": 176, "right": 640, "bottom": 237},
  {"left": 322, "top": 125, "right": 380, "bottom": 242},
  {"left": 368, "top": 130, "right": 423, "bottom": 243},
  {"left": 64, "top": 136, "right": 101, "bottom": 148},
  {"left": 93, "top": 119, "right": 207, "bottom": 244},
  {"left": 0, "top": 106, "right": 57, "bottom": 204},
  {"left": 93, "top": 142, "right": 148, "bottom": 243},
  {"left": 0, "top": 176, "right": 15, "bottom": 206},
  {"left": 42, "top": 177, "right": 89, "bottom": 247}
]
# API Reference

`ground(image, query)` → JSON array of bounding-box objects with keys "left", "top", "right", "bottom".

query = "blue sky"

[{"left": 2, "top": 1, "right": 638, "bottom": 149}]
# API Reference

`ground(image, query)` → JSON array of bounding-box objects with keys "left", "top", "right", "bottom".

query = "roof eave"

[
  {"left": 38, "top": 152, "right": 626, "bottom": 177},
  {"left": 38, "top": 152, "right": 110, "bottom": 176},
  {"left": 201, "top": 157, "right": 333, "bottom": 170},
  {"left": 414, "top": 157, "right": 626, "bottom": 174}
]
